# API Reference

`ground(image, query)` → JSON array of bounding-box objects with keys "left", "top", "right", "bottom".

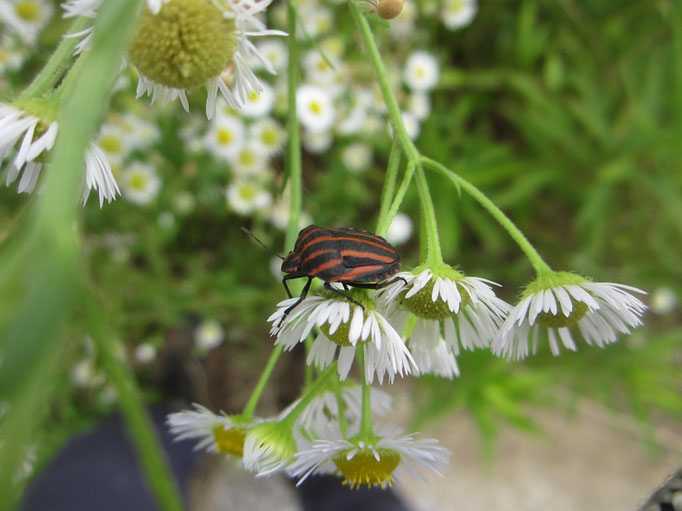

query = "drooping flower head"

[
  {"left": 288, "top": 430, "right": 450, "bottom": 489},
  {"left": 377, "top": 264, "right": 511, "bottom": 378},
  {"left": 243, "top": 420, "right": 298, "bottom": 476},
  {"left": 492, "top": 272, "right": 647, "bottom": 360},
  {"left": 268, "top": 290, "right": 418, "bottom": 384}
]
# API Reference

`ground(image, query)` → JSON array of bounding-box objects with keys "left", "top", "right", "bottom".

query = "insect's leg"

[
  {"left": 342, "top": 283, "right": 350, "bottom": 291},
  {"left": 282, "top": 272, "right": 308, "bottom": 299},
  {"left": 323, "top": 282, "right": 365, "bottom": 310},
  {"left": 346, "top": 276, "right": 408, "bottom": 290},
  {"left": 279, "top": 277, "right": 313, "bottom": 326}
]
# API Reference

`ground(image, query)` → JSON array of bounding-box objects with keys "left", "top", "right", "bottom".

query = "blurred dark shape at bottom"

[{"left": 20, "top": 405, "right": 411, "bottom": 511}]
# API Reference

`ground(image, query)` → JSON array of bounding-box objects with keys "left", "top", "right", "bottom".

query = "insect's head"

[{"left": 281, "top": 251, "right": 300, "bottom": 273}]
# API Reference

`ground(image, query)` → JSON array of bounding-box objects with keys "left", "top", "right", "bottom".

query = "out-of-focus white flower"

[
  {"left": 226, "top": 179, "right": 272, "bottom": 215},
  {"left": 255, "top": 39, "right": 288, "bottom": 73},
  {"left": 388, "top": 0, "right": 416, "bottom": 38},
  {"left": 205, "top": 115, "right": 245, "bottom": 160},
  {"left": 442, "top": 0, "right": 477, "bottom": 30},
  {"left": 651, "top": 286, "right": 677, "bottom": 315},
  {"left": 407, "top": 92, "right": 431, "bottom": 121},
  {"left": 250, "top": 118, "right": 286, "bottom": 156},
  {"left": 302, "top": 130, "right": 333, "bottom": 154},
  {"left": 297, "top": 6, "right": 332, "bottom": 39},
  {"left": 297, "top": 85, "right": 335, "bottom": 133},
  {"left": 341, "top": 143, "right": 373, "bottom": 173},
  {"left": 389, "top": 111, "right": 420, "bottom": 140},
  {"left": 134, "top": 343, "right": 157, "bottom": 364},
  {"left": 96, "top": 122, "right": 132, "bottom": 166},
  {"left": 172, "top": 190, "right": 196, "bottom": 215},
  {"left": 0, "top": 33, "right": 28, "bottom": 74},
  {"left": 120, "top": 162, "right": 161, "bottom": 205},
  {"left": 404, "top": 51, "right": 440, "bottom": 92},
  {"left": 71, "top": 359, "right": 104, "bottom": 387},
  {"left": 386, "top": 213, "right": 413, "bottom": 246},
  {"left": 194, "top": 319, "right": 225, "bottom": 352},
  {"left": 228, "top": 142, "right": 270, "bottom": 177},
  {"left": 241, "top": 83, "right": 275, "bottom": 118},
  {"left": 0, "top": 0, "right": 54, "bottom": 45}
]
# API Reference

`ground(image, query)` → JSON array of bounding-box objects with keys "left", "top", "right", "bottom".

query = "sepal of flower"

[
  {"left": 268, "top": 290, "right": 417, "bottom": 384},
  {"left": 166, "top": 404, "right": 256, "bottom": 457},
  {"left": 288, "top": 430, "right": 451, "bottom": 489},
  {"left": 492, "top": 271, "right": 647, "bottom": 360},
  {"left": 376, "top": 265, "right": 510, "bottom": 373},
  {"left": 243, "top": 420, "right": 298, "bottom": 477}
]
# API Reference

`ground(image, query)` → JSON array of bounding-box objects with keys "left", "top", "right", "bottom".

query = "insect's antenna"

[{"left": 241, "top": 227, "right": 285, "bottom": 260}]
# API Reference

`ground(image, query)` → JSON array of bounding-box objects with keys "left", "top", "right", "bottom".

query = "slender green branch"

[
  {"left": 17, "top": 16, "right": 91, "bottom": 102},
  {"left": 357, "top": 347, "right": 374, "bottom": 437},
  {"left": 242, "top": 344, "right": 285, "bottom": 419},
  {"left": 379, "top": 159, "right": 416, "bottom": 237},
  {"left": 280, "top": 364, "right": 337, "bottom": 427},
  {"left": 414, "top": 165, "right": 443, "bottom": 265},
  {"left": 421, "top": 156, "right": 553, "bottom": 275},
  {"left": 376, "top": 138, "right": 402, "bottom": 235},
  {"left": 285, "top": 0, "right": 302, "bottom": 251},
  {"left": 82, "top": 291, "right": 184, "bottom": 511}
]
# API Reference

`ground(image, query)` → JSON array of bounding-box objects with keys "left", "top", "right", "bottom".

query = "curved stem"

[
  {"left": 376, "top": 138, "right": 401, "bottom": 235},
  {"left": 280, "top": 364, "right": 337, "bottom": 427},
  {"left": 421, "top": 156, "right": 553, "bottom": 275},
  {"left": 415, "top": 164, "right": 443, "bottom": 266},
  {"left": 242, "top": 344, "right": 285, "bottom": 420},
  {"left": 17, "top": 17, "right": 91, "bottom": 102}
]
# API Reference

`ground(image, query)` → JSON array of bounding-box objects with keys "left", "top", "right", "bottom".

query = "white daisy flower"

[
  {"left": 117, "top": 113, "right": 161, "bottom": 150},
  {"left": 302, "top": 130, "right": 333, "bottom": 154},
  {"left": 297, "top": 5, "right": 333, "bottom": 39},
  {"left": 288, "top": 430, "right": 450, "bottom": 488},
  {"left": 120, "top": 161, "right": 161, "bottom": 205},
  {"left": 96, "top": 121, "right": 133, "bottom": 166},
  {"left": 0, "top": 0, "right": 54, "bottom": 45},
  {"left": 167, "top": 403, "right": 255, "bottom": 457},
  {"left": 250, "top": 118, "right": 286, "bottom": 156},
  {"left": 0, "top": 103, "right": 119, "bottom": 206},
  {"left": 406, "top": 92, "right": 431, "bottom": 121},
  {"left": 442, "top": 0, "right": 477, "bottom": 30},
  {"left": 297, "top": 84, "right": 335, "bottom": 133},
  {"left": 341, "top": 142, "right": 373, "bottom": 174},
  {"left": 268, "top": 293, "right": 418, "bottom": 384},
  {"left": 651, "top": 287, "right": 677, "bottom": 315},
  {"left": 377, "top": 267, "right": 511, "bottom": 374},
  {"left": 205, "top": 115, "right": 245, "bottom": 160},
  {"left": 225, "top": 179, "right": 272, "bottom": 215},
  {"left": 386, "top": 212, "right": 413, "bottom": 246},
  {"left": 492, "top": 272, "right": 647, "bottom": 360},
  {"left": 404, "top": 51, "right": 440, "bottom": 92},
  {"left": 254, "top": 39, "right": 288, "bottom": 73},
  {"left": 228, "top": 142, "right": 270, "bottom": 177},
  {"left": 64, "top": 0, "right": 286, "bottom": 118},
  {"left": 241, "top": 83, "right": 275, "bottom": 118},
  {"left": 243, "top": 421, "right": 297, "bottom": 476},
  {"left": 194, "top": 319, "right": 225, "bottom": 352}
]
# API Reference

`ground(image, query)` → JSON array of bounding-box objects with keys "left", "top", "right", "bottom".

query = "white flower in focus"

[
  {"left": 0, "top": 0, "right": 54, "bottom": 45},
  {"left": 250, "top": 118, "right": 286, "bottom": 156},
  {"left": 134, "top": 343, "right": 157, "bottom": 364},
  {"left": 341, "top": 143, "right": 373, "bottom": 173},
  {"left": 241, "top": 83, "right": 275, "bottom": 118},
  {"left": 120, "top": 162, "right": 161, "bottom": 205},
  {"left": 404, "top": 51, "right": 440, "bottom": 92},
  {"left": 205, "top": 115, "right": 245, "bottom": 160},
  {"left": 492, "top": 273, "right": 647, "bottom": 360},
  {"left": 268, "top": 294, "right": 417, "bottom": 384},
  {"left": 167, "top": 404, "right": 254, "bottom": 457},
  {"left": 302, "top": 130, "right": 333, "bottom": 154},
  {"left": 288, "top": 430, "right": 450, "bottom": 488},
  {"left": 651, "top": 286, "right": 677, "bottom": 315},
  {"left": 442, "top": 0, "right": 477, "bottom": 30},
  {"left": 386, "top": 213, "right": 413, "bottom": 246},
  {"left": 194, "top": 319, "right": 225, "bottom": 352},
  {"left": 226, "top": 179, "right": 272, "bottom": 215},
  {"left": 297, "top": 85, "right": 335, "bottom": 133}
]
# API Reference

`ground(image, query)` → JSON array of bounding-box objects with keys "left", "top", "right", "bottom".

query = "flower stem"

[
  {"left": 421, "top": 156, "right": 553, "bottom": 275},
  {"left": 280, "top": 364, "right": 337, "bottom": 427},
  {"left": 242, "top": 344, "right": 285, "bottom": 420},
  {"left": 357, "top": 346, "right": 374, "bottom": 437},
  {"left": 82, "top": 290, "right": 184, "bottom": 511},
  {"left": 284, "top": 0, "right": 302, "bottom": 251},
  {"left": 17, "top": 16, "right": 91, "bottom": 102},
  {"left": 380, "top": 158, "right": 416, "bottom": 237},
  {"left": 376, "top": 138, "right": 401, "bottom": 235}
]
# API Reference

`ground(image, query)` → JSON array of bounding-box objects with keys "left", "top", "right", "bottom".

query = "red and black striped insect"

[{"left": 243, "top": 225, "right": 404, "bottom": 320}]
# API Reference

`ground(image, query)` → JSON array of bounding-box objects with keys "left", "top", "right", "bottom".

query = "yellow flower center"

[
  {"left": 310, "top": 101, "right": 323, "bottom": 115},
  {"left": 239, "top": 184, "right": 257, "bottom": 200},
  {"left": 100, "top": 135, "right": 122, "bottom": 154},
  {"left": 261, "top": 128, "right": 278, "bottom": 146},
  {"left": 401, "top": 279, "right": 471, "bottom": 321},
  {"left": 16, "top": 1, "right": 40, "bottom": 21},
  {"left": 128, "top": 0, "right": 238, "bottom": 89},
  {"left": 213, "top": 425, "right": 246, "bottom": 457},
  {"left": 239, "top": 150, "right": 256, "bottom": 166},
  {"left": 536, "top": 300, "right": 589, "bottom": 328},
  {"left": 415, "top": 67, "right": 425, "bottom": 79},
  {"left": 333, "top": 447, "right": 401, "bottom": 489},
  {"left": 129, "top": 173, "right": 148, "bottom": 191},
  {"left": 248, "top": 90, "right": 260, "bottom": 102},
  {"left": 217, "top": 128, "right": 233, "bottom": 145}
]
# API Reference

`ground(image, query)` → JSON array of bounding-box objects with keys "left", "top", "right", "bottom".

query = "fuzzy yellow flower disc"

[{"left": 128, "top": 0, "right": 238, "bottom": 90}]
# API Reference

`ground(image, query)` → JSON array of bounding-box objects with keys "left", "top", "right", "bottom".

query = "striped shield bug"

[{"left": 242, "top": 225, "right": 405, "bottom": 321}]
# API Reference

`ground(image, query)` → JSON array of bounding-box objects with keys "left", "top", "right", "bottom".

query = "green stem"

[
  {"left": 379, "top": 159, "right": 416, "bottom": 237},
  {"left": 415, "top": 165, "right": 443, "bottom": 266},
  {"left": 284, "top": 0, "right": 302, "bottom": 251},
  {"left": 82, "top": 291, "right": 184, "bottom": 511},
  {"left": 376, "top": 138, "right": 401, "bottom": 235},
  {"left": 242, "top": 344, "right": 285, "bottom": 420},
  {"left": 17, "top": 16, "right": 91, "bottom": 102},
  {"left": 421, "top": 156, "right": 553, "bottom": 275},
  {"left": 357, "top": 347, "right": 374, "bottom": 437},
  {"left": 280, "top": 364, "right": 337, "bottom": 427},
  {"left": 333, "top": 381, "right": 349, "bottom": 438}
]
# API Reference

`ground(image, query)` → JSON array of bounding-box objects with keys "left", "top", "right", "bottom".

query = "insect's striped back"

[{"left": 296, "top": 226, "right": 400, "bottom": 283}]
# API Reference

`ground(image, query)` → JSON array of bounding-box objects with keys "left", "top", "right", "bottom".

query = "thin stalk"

[
  {"left": 376, "top": 138, "right": 402, "bottom": 235},
  {"left": 333, "top": 381, "right": 349, "bottom": 438},
  {"left": 357, "top": 347, "right": 374, "bottom": 437},
  {"left": 280, "top": 364, "right": 337, "bottom": 427},
  {"left": 421, "top": 156, "right": 552, "bottom": 275},
  {"left": 242, "top": 344, "right": 285, "bottom": 419},
  {"left": 380, "top": 159, "right": 416, "bottom": 237},
  {"left": 83, "top": 292, "right": 184, "bottom": 511},
  {"left": 414, "top": 165, "right": 442, "bottom": 266},
  {"left": 17, "top": 16, "right": 91, "bottom": 102},
  {"left": 284, "top": 0, "right": 302, "bottom": 251}
]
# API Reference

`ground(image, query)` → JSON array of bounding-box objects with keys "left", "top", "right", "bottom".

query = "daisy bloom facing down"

[
  {"left": 492, "top": 272, "right": 647, "bottom": 360},
  {"left": 288, "top": 430, "right": 451, "bottom": 489}
]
